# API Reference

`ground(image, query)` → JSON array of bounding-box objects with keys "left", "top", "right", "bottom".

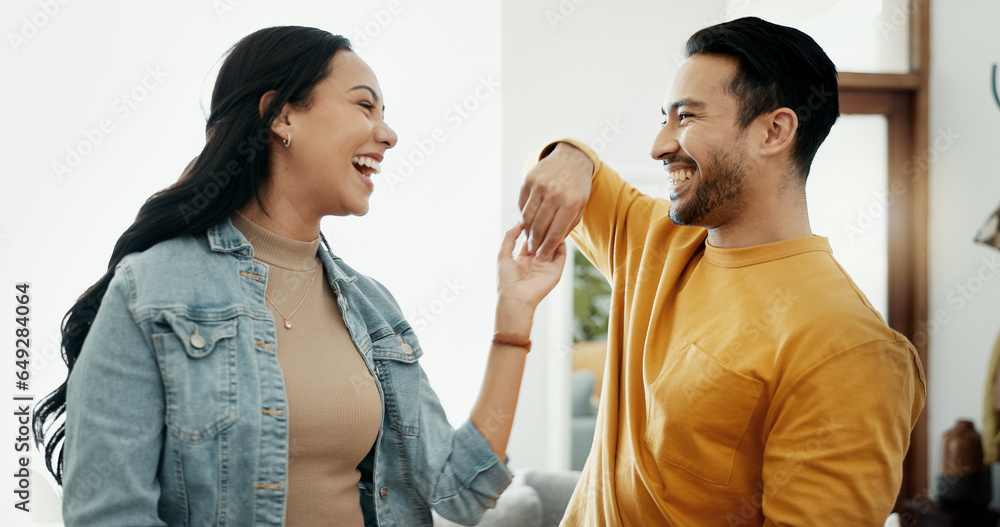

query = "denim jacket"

[{"left": 62, "top": 218, "right": 512, "bottom": 526}]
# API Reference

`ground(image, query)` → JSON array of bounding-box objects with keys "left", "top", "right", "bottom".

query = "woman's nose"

[{"left": 376, "top": 121, "right": 397, "bottom": 149}]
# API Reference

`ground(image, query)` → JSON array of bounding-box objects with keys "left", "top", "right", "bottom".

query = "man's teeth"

[
  {"left": 668, "top": 170, "right": 695, "bottom": 185},
  {"left": 351, "top": 156, "right": 381, "bottom": 176}
]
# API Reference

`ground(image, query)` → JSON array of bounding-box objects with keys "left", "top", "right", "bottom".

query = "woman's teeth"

[
  {"left": 668, "top": 169, "right": 695, "bottom": 185},
  {"left": 352, "top": 156, "right": 381, "bottom": 177}
]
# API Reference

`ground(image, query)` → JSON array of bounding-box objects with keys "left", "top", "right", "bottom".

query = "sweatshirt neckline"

[{"left": 703, "top": 235, "right": 832, "bottom": 268}]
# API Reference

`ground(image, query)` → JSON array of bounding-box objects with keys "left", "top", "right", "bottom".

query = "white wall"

[{"left": 926, "top": 0, "right": 1000, "bottom": 492}]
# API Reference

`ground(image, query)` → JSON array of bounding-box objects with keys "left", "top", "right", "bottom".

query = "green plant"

[{"left": 573, "top": 249, "right": 612, "bottom": 343}]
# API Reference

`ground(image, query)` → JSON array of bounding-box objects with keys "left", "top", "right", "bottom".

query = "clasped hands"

[{"left": 495, "top": 142, "right": 595, "bottom": 310}]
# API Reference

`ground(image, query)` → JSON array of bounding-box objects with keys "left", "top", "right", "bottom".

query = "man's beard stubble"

[{"left": 668, "top": 148, "right": 749, "bottom": 228}]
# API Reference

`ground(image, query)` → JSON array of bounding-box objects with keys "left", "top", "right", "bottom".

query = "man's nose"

[{"left": 650, "top": 124, "right": 680, "bottom": 160}]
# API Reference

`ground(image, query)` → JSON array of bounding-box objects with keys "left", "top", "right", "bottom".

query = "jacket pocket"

[
  {"left": 644, "top": 342, "right": 763, "bottom": 485},
  {"left": 152, "top": 311, "right": 240, "bottom": 443},
  {"left": 371, "top": 327, "right": 422, "bottom": 437}
]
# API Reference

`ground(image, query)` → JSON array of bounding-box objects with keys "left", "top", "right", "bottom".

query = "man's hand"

[{"left": 518, "top": 142, "right": 594, "bottom": 261}]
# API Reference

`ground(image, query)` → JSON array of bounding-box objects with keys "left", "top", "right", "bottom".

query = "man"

[{"left": 519, "top": 17, "right": 926, "bottom": 526}]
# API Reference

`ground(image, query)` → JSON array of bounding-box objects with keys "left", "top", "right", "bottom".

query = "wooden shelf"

[{"left": 839, "top": 72, "right": 923, "bottom": 91}]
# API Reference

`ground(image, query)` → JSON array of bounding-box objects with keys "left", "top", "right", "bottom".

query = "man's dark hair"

[{"left": 685, "top": 16, "right": 839, "bottom": 179}]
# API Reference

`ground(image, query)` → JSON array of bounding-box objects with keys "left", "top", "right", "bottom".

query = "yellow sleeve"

[
  {"left": 760, "top": 340, "right": 926, "bottom": 525},
  {"left": 537, "top": 139, "right": 657, "bottom": 281}
]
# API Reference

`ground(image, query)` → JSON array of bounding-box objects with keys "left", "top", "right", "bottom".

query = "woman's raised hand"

[
  {"left": 496, "top": 222, "right": 567, "bottom": 310},
  {"left": 472, "top": 223, "right": 567, "bottom": 458}
]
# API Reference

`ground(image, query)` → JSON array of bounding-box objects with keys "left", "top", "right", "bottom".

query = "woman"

[{"left": 33, "top": 26, "right": 565, "bottom": 526}]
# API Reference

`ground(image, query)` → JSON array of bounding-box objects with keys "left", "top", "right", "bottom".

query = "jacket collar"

[
  {"left": 207, "top": 217, "right": 357, "bottom": 286},
  {"left": 207, "top": 217, "right": 254, "bottom": 256}
]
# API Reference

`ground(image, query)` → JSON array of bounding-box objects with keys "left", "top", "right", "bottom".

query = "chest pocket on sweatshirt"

[
  {"left": 152, "top": 311, "right": 240, "bottom": 443},
  {"left": 371, "top": 328, "right": 423, "bottom": 437},
  {"left": 644, "top": 342, "right": 763, "bottom": 485}
]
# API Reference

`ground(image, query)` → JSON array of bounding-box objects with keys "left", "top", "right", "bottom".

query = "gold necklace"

[{"left": 266, "top": 265, "right": 319, "bottom": 330}]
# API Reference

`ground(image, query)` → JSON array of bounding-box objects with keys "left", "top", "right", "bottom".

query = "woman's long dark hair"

[{"left": 33, "top": 26, "right": 352, "bottom": 484}]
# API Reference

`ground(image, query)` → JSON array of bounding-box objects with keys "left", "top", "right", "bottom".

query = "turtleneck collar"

[{"left": 231, "top": 211, "right": 321, "bottom": 271}]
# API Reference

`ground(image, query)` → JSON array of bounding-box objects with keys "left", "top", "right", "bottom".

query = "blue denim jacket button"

[
  {"left": 190, "top": 334, "right": 206, "bottom": 349},
  {"left": 379, "top": 486, "right": 389, "bottom": 500},
  {"left": 400, "top": 343, "right": 413, "bottom": 355}
]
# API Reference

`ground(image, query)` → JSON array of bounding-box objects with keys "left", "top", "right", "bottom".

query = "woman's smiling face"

[{"left": 271, "top": 50, "right": 398, "bottom": 218}]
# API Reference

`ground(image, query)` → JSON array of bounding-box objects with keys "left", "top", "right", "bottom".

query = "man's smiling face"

[{"left": 651, "top": 54, "right": 754, "bottom": 229}]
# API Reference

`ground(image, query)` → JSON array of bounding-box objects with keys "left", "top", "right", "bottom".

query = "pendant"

[{"left": 284, "top": 320, "right": 292, "bottom": 329}]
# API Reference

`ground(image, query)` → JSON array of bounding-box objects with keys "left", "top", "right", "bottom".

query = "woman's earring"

[{"left": 283, "top": 133, "right": 291, "bottom": 148}]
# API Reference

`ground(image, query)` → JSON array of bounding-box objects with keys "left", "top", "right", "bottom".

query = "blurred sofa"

[
  {"left": 432, "top": 469, "right": 582, "bottom": 527},
  {"left": 431, "top": 468, "right": 903, "bottom": 527},
  {"left": 432, "top": 370, "right": 596, "bottom": 526},
  {"left": 569, "top": 369, "right": 598, "bottom": 471}
]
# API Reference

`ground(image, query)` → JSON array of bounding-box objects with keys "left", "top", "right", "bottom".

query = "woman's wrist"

[
  {"left": 491, "top": 331, "right": 532, "bottom": 352},
  {"left": 494, "top": 295, "right": 535, "bottom": 336}
]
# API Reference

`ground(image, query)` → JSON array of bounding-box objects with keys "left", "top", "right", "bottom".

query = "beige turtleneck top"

[{"left": 232, "top": 212, "right": 382, "bottom": 527}]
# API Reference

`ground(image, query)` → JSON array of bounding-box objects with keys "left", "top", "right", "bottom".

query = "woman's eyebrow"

[{"left": 350, "top": 85, "right": 385, "bottom": 112}]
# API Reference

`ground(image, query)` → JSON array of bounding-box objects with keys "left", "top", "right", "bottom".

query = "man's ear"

[
  {"left": 259, "top": 90, "right": 291, "bottom": 138},
  {"left": 758, "top": 107, "right": 798, "bottom": 158}
]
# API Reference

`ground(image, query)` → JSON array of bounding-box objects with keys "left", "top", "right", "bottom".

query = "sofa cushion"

[
  {"left": 517, "top": 469, "right": 582, "bottom": 527},
  {"left": 431, "top": 483, "right": 542, "bottom": 527},
  {"left": 571, "top": 369, "right": 595, "bottom": 417}
]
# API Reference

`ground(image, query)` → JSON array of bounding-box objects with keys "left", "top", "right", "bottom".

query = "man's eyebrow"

[
  {"left": 350, "top": 85, "right": 386, "bottom": 112},
  {"left": 662, "top": 98, "right": 708, "bottom": 115}
]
